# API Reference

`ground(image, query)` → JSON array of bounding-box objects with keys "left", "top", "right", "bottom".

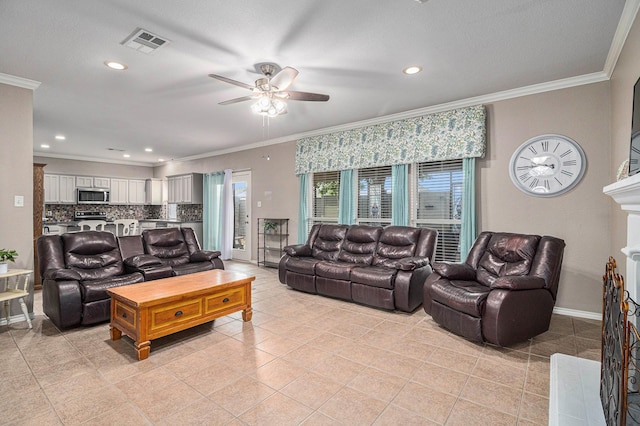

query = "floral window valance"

[{"left": 295, "top": 105, "right": 486, "bottom": 175}]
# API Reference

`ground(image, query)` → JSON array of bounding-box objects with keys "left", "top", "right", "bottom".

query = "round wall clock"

[{"left": 508, "top": 134, "right": 586, "bottom": 197}]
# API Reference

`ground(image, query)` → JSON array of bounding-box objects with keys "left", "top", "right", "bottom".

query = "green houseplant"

[
  {"left": 0, "top": 249, "right": 18, "bottom": 274},
  {"left": 263, "top": 221, "right": 278, "bottom": 234}
]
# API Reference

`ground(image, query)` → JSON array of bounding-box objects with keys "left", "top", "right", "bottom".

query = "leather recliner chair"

[
  {"left": 38, "top": 231, "right": 145, "bottom": 328},
  {"left": 423, "top": 231, "right": 565, "bottom": 346}
]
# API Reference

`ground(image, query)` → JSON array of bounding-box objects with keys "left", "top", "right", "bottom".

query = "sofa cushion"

[
  {"left": 372, "top": 226, "right": 421, "bottom": 266},
  {"left": 350, "top": 266, "right": 398, "bottom": 289},
  {"left": 336, "top": 225, "right": 382, "bottom": 265},
  {"left": 172, "top": 261, "right": 214, "bottom": 276},
  {"left": 63, "top": 231, "right": 125, "bottom": 280},
  {"left": 476, "top": 234, "right": 541, "bottom": 287},
  {"left": 143, "top": 228, "right": 190, "bottom": 262},
  {"left": 429, "top": 279, "right": 491, "bottom": 317},
  {"left": 286, "top": 256, "right": 323, "bottom": 275},
  {"left": 80, "top": 272, "right": 144, "bottom": 303},
  {"left": 311, "top": 224, "right": 349, "bottom": 260},
  {"left": 124, "top": 254, "right": 163, "bottom": 268},
  {"left": 315, "top": 261, "right": 360, "bottom": 280}
]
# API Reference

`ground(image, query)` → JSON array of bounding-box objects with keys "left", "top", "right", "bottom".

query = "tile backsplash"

[{"left": 45, "top": 204, "right": 202, "bottom": 222}]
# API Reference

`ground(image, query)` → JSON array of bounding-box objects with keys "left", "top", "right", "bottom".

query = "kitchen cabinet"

[
  {"left": 44, "top": 174, "right": 75, "bottom": 204},
  {"left": 76, "top": 176, "right": 93, "bottom": 187},
  {"left": 145, "top": 179, "right": 163, "bottom": 205},
  {"left": 94, "top": 177, "right": 110, "bottom": 188},
  {"left": 128, "top": 179, "right": 146, "bottom": 205},
  {"left": 110, "top": 178, "right": 129, "bottom": 204},
  {"left": 167, "top": 173, "right": 203, "bottom": 204},
  {"left": 44, "top": 174, "right": 59, "bottom": 203}
]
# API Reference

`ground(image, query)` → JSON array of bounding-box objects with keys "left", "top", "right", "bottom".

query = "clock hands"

[{"left": 525, "top": 163, "right": 555, "bottom": 169}]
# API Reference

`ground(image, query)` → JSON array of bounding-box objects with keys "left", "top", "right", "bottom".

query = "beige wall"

[
  {"left": 33, "top": 156, "right": 153, "bottom": 179},
  {"left": 481, "top": 82, "right": 611, "bottom": 313},
  {"left": 1, "top": 83, "right": 34, "bottom": 314},
  {"left": 609, "top": 11, "right": 640, "bottom": 279}
]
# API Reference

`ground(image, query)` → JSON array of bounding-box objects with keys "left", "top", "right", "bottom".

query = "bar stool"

[
  {"left": 78, "top": 220, "right": 107, "bottom": 231},
  {"left": 113, "top": 219, "right": 139, "bottom": 236}
]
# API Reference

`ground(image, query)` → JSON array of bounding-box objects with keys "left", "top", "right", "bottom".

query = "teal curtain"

[
  {"left": 297, "top": 173, "right": 309, "bottom": 244},
  {"left": 391, "top": 164, "right": 409, "bottom": 226},
  {"left": 203, "top": 172, "right": 225, "bottom": 251},
  {"left": 338, "top": 169, "right": 354, "bottom": 225},
  {"left": 460, "top": 157, "right": 477, "bottom": 259}
]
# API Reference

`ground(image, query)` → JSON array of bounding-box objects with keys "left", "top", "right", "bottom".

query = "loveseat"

[
  {"left": 278, "top": 224, "right": 438, "bottom": 312},
  {"left": 423, "top": 231, "right": 565, "bottom": 346},
  {"left": 37, "top": 227, "right": 223, "bottom": 329}
]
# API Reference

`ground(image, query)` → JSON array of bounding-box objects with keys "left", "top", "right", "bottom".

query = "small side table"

[{"left": 0, "top": 269, "right": 32, "bottom": 329}]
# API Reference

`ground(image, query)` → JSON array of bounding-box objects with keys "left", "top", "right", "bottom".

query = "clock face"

[{"left": 509, "top": 134, "right": 586, "bottom": 197}]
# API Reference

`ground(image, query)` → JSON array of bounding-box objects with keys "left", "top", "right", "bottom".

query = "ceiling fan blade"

[
  {"left": 219, "top": 96, "right": 256, "bottom": 105},
  {"left": 208, "top": 74, "right": 255, "bottom": 91},
  {"left": 270, "top": 67, "right": 299, "bottom": 91},
  {"left": 284, "top": 91, "right": 330, "bottom": 102}
]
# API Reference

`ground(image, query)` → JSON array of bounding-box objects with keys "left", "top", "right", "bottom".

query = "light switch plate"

[
  {"left": 14, "top": 195, "right": 24, "bottom": 207},
  {"left": 257, "top": 201, "right": 262, "bottom": 207}
]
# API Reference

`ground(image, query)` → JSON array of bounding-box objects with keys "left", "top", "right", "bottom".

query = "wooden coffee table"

[{"left": 107, "top": 269, "right": 254, "bottom": 360}]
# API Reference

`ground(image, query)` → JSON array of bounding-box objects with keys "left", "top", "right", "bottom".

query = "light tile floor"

[{"left": 0, "top": 262, "right": 601, "bottom": 425}]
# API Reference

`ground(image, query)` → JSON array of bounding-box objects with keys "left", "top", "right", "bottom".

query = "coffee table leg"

[
  {"left": 242, "top": 306, "right": 253, "bottom": 322},
  {"left": 135, "top": 340, "right": 151, "bottom": 360},
  {"left": 110, "top": 325, "right": 122, "bottom": 340}
]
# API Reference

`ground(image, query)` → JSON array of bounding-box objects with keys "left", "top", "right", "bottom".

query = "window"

[
  {"left": 310, "top": 171, "right": 340, "bottom": 229},
  {"left": 357, "top": 166, "right": 392, "bottom": 226},
  {"left": 413, "top": 159, "right": 463, "bottom": 262}
]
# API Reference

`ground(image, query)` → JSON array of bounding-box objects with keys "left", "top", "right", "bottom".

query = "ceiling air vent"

[{"left": 121, "top": 28, "right": 170, "bottom": 54}]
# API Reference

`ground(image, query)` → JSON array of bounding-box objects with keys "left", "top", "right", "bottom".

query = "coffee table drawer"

[
  {"left": 205, "top": 287, "right": 246, "bottom": 315},
  {"left": 114, "top": 300, "right": 137, "bottom": 328},
  {"left": 150, "top": 298, "right": 203, "bottom": 331}
]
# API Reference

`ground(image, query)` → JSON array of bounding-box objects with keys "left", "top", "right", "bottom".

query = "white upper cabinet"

[
  {"left": 110, "top": 178, "right": 129, "bottom": 204},
  {"left": 167, "top": 173, "right": 203, "bottom": 204},
  {"left": 76, "top": 176, "right": 93, "bottom": 188},
  {"left": 128, "top": 179, "right": 146, "bottom": 205}
]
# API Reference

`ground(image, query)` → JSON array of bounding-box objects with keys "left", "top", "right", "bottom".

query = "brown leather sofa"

[
  {"left": 279, "top": 224, "right": 438, "bottom": 312},
  {"left": 37, "top": 227, "right": 223, "bottom": 329},
  {"left": 423, "top": 231, "right": 565, "bottom": 346}
]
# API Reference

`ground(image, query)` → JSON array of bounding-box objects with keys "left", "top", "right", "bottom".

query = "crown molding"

[
  {"left": 604, "top": 0, "right": 640, "bottom": 78},
  {"left": 0, "top": 72, "right": 40, "bottom": 90},
  {"left": 176, "top": 71, "right": 610, "bottom": 162},
  {"left": 33, "top": 152, "right": 153, "bottom": 167}
]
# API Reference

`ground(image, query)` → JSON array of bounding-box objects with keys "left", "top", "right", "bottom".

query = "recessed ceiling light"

[
  {"left": 41, "top": 144, "right": 50, "bottom": 148},
  {"left": 145, "top": 148, "right": 153, "bottom": 152},
  {"left": 123, "top": 154, "right": 131, "bottom": 158},
  {"left": 403, "top": 66, "right": 423, "bottom": 75},
  {"left": 158, "top": 158, "right": 165, "bottom": 162},
  {"left": 55, "top": 135, "right": 66, "bottom": 140},
  {"left": 104, "top": 61, "right": 128, "bottom": 70}
]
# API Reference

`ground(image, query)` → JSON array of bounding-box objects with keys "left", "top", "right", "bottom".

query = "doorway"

[{"left": 232, "top": 171, "right": 251, "bottom": 261}]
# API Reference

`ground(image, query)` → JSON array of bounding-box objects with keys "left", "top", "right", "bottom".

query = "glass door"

[{"left": 232, "top": 171, "right": 251, "bottom": 261}]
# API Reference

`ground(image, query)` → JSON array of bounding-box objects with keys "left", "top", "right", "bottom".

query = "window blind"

[{"left": 357, "top": 166, "right": 393, "bottom": 226}]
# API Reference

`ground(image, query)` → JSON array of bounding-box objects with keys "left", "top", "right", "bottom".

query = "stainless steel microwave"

[{"left": 77, "top": 188, "right": 110, "bottom": 204}]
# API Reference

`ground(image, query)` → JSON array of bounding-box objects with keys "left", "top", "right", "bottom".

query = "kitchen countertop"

[{"left": 43, "top": 219, "right": 203, "bottom": 225}]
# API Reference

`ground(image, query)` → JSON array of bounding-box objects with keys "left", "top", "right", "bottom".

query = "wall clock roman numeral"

[{"left": 562, "top": 160, "right": 577, "bottom": 166}]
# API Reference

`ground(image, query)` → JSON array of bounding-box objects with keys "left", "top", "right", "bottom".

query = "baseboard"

[
  {"left": 0, "top": 312, "right": 35, "bottom": 327},
  {"left": 553, "top": 306, "right": 601, "bottom": 321}
]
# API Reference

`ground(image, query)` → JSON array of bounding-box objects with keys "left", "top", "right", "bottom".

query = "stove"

[{"left": 75, "top": 211, "right": 107, "bottom": 221}]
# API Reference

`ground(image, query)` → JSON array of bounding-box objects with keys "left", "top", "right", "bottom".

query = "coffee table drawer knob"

[
  {"left": 122, "top": 313, "right": 127, "bottom": 318},
  {"left": 223, "top": 298, "right": 230, "bottom": 303},
  {"left": 175, "top": 310, "right": 183, "bottom": 317}
]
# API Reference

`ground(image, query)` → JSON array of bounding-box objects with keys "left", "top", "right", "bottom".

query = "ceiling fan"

[{"left": 208, "top": 64, "right": 329, "bottom": 117}]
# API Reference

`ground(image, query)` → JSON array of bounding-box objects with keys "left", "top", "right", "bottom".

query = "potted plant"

[
  {"left": 263, "top": 221, "right": 278, "bottom": 234},
  {"left": 0, "top": 249, "right": 18, "bottom": 274}
]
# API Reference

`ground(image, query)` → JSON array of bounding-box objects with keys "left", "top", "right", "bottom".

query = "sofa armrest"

[
  {"left": 190, "top": 250, "right": 221, "bottom": 262},
  {"left": 432, "top": 262, "right": 476, "bottom": 280},
  {"left": 124, "top": 254, "right": 163, "bottom": 268},
  {"left": 283, "top": 244, "right": 311, "bottom": 257},
  {"left": 44, "top": 268, "right": 82, "bottom": 281},
  {"left": 490, "top": 275, "right": 547, "bottom": 291},
  {"left": 394, "top": 256, "right": 430, "bottom": 271}
]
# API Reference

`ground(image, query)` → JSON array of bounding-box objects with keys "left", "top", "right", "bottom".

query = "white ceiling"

[{"left": 0, "top": 0, "right": 629, "bottom": 166}]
